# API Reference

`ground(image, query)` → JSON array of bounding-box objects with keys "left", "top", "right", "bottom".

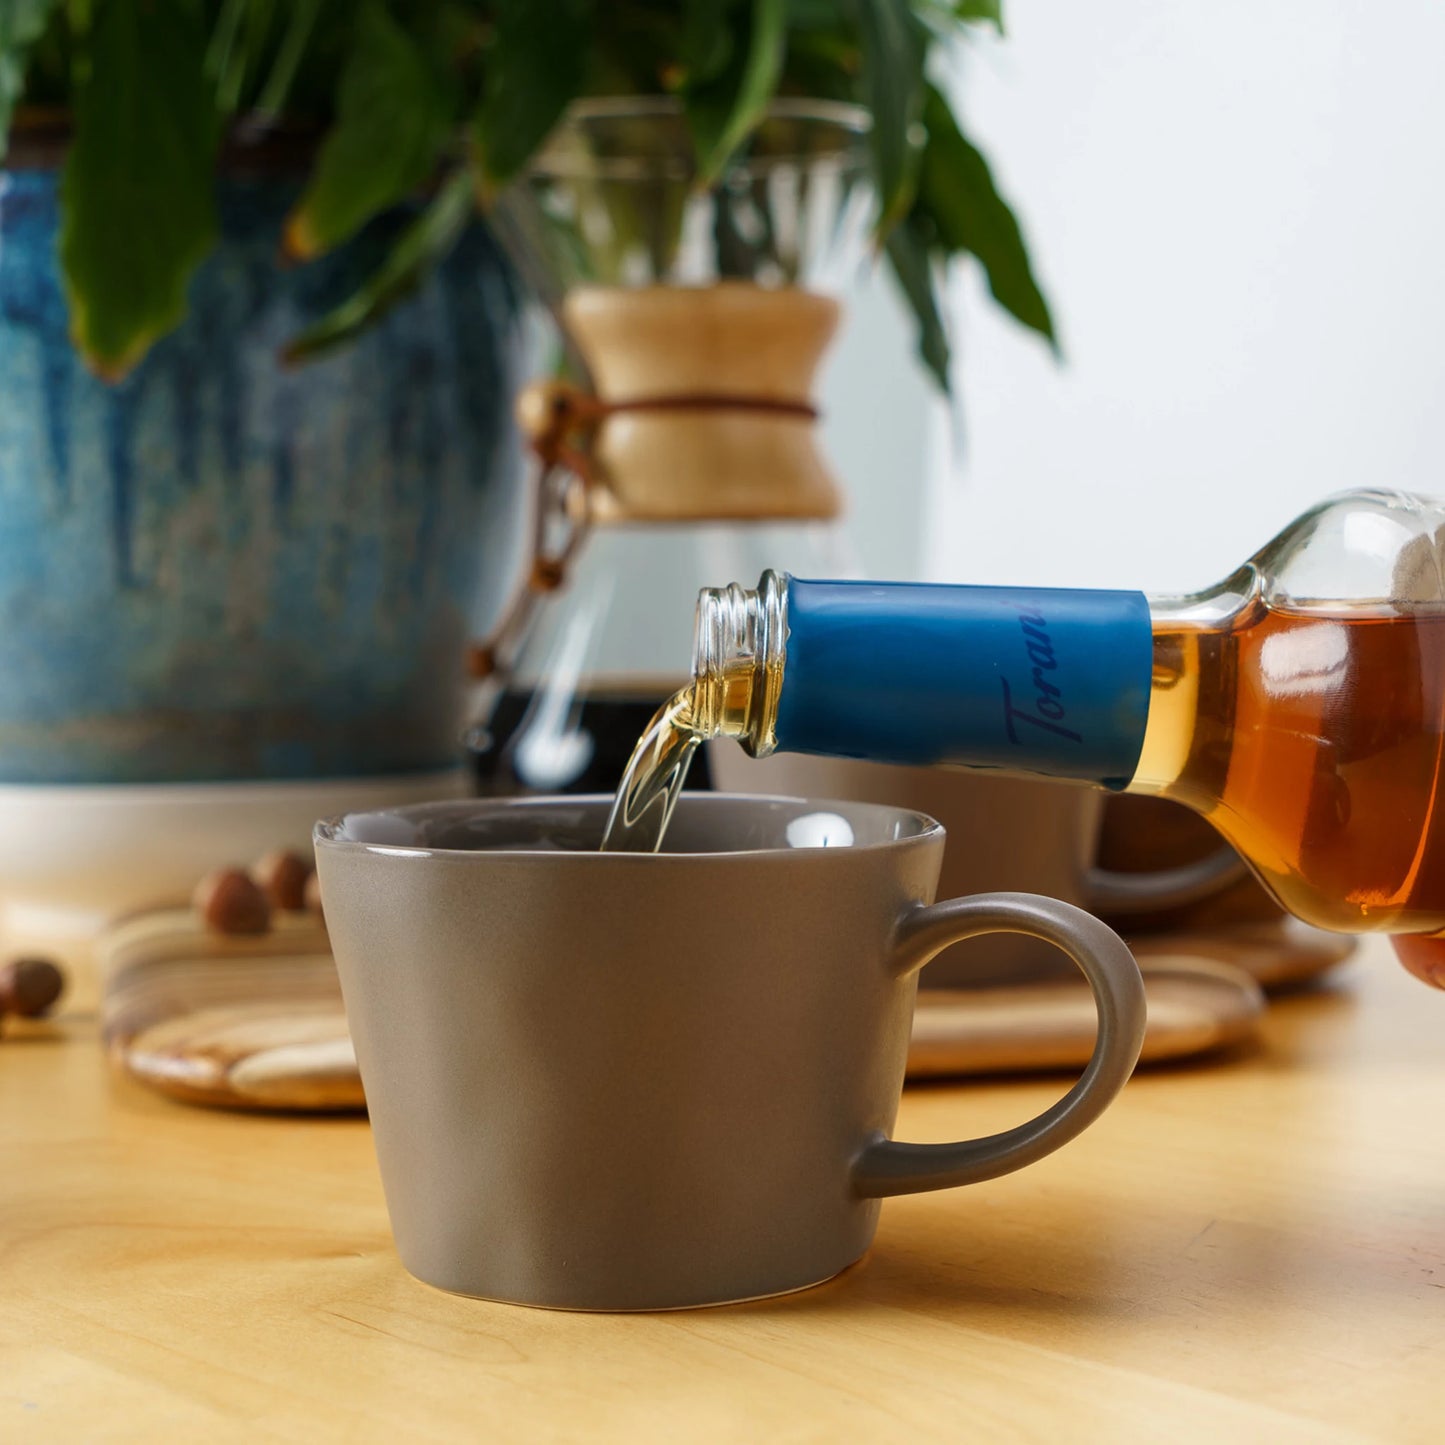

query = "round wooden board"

[
  {"left": 908, "top": 919, "right": 1355, "bottom": 1077},
  {"left": 99, "top": 910, "right": 1355, "bottom": 1109},
  {"left": 910, "top": 957, "right": 1265, "bottom": 1077},
  {"left": 102, "top": 910, "right": 363, "bottom": 1112}
]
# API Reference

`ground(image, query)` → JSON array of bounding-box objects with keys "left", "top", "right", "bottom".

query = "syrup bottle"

[{"left": 687, "top": 489, "right": 1445, "bottom": 937}]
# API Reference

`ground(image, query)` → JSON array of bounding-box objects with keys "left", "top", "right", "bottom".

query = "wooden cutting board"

[
  {"left": 99, "top": 909, "right": 1354, "bottom": 1111},
  {"left": 102, "top": 911, "right": 363, "bottom": 1112}
]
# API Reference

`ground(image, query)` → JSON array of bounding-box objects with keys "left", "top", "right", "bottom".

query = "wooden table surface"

[{"left": 3, "top": 937, "right": 1443, "bottom": 1443}]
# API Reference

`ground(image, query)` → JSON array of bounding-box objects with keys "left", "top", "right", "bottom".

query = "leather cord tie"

[{"left": 466, "top": 382, "right": 820, "bottom": 683}]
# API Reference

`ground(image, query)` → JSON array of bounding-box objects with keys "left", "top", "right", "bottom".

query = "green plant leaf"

[
  {"left": 917, "top": 83, "right": 1054, "bottom": 345},
  {"left": 781, "top": 25, "right": 859, "bottom": 103},
  {"left": 283, "top": 165, "right": 474, "bottom": 364},
  {"left": 785, "top": 0, "right": 838, "bottom": 29},
  {"left": 208, "top": 0, "right": 311, "bottom": 117},
  {"left": 677, "top": 0, "right": 733, "bottom": 89},
  {"left": 285, "top": 0, "right": 454, "bottom": 260},
  {"left": 852, "top": 0, "right": 925, "bottom": 232},
  {"left": 472, "top": 0, "right": 591, "bottom": 189},
  {"left": 684, "top": 0, "right": 785, "bottom": 186},
  {"left": 255, "top": 0, "right": 320, "bottom": 118},
  {"left": 206, "top": 0, "right": 246, "bottom": 111},
  {"left": 885, "top": 212, "right": 950, "bottom": 392},
  {"left": 59, "top": 0, "right": 219, "bottom": 379},
  {"left": 0, "top": 0, "right": 56, "bottom": 54},
  {"left": 953, "top": 0, "right": 1003, "bottom": 32},
  {"left": 0, "top": 0, "right": 61, "bottom": 159}
]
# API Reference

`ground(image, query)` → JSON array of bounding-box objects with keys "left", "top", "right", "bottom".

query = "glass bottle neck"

[{"left": 691, "top": 570, "right": 788, "bottom": 756}]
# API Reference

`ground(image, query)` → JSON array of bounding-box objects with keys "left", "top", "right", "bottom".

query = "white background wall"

[
  {"left": 915, "top": 0, "right": 1445, "bottom": 594},
  {"left": 818, "top": 275, "right": 930, "bottom": 581}
]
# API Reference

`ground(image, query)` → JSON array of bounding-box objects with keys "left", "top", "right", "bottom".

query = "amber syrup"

[
  {"left": 1138, "top": 603, "right": 1445, "bottom": 933},
  {"left": 600, "top": 689, "right": 704, "bottom": 853}
]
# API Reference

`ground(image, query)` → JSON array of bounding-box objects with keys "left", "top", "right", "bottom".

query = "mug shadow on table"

[{"left": 713, "top": 1174, "right": 1445, "bottom": 1339}]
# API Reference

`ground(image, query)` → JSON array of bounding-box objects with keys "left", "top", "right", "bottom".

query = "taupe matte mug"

[{"left": 315, "top": 795, "right": 1146, "bottom": 1311}]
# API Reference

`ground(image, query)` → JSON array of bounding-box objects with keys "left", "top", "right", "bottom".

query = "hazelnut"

[
  {"left": 0, "top": 957, "right": 64, "bottom": 1022},
  {"left": 250, "top": 849, "right": 312, "bottom": 911},
  {"left": 193, "top": 868, "right": 272, "bottom": 935}
]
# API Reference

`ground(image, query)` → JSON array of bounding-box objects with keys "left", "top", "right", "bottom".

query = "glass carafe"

[{"left": 470, "top": 99, "right": 869, "bottom": 796}]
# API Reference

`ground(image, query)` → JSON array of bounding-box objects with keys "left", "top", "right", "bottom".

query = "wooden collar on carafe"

[
  {"left": 534, "top": 282, "right": 845, "bottom": 525},
  {"left": 466, "top": 284, "right": 844, "bottom": 683}
]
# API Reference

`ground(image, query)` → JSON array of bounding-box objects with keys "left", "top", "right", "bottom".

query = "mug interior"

[{"left": 315, "top": 793, "right": 941, "bottom": 857}]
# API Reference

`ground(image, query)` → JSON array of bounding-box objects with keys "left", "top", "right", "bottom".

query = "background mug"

[
  {"left": 709, "top": 750, "right": 1244, "bottom": 987},
  {"left": 316, "top": 794, "right": 1146, "bottom": 1311}
]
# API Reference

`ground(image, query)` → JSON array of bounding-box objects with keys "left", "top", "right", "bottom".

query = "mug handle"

[
  {"left": 852, "top": 892, "right": 1147, "bottom": 1199},
  {"left": 1083, "top": 844, "right": 1247, "bottom": 916}
]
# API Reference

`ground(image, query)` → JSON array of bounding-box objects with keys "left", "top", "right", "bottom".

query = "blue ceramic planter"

[{"left": 0, "top": 167, "right": 522, "bottom": 784}]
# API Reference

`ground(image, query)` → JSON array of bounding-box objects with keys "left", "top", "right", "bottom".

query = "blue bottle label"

[{"left": 773, "top": 580, "right": 1153, "bottom": 789}]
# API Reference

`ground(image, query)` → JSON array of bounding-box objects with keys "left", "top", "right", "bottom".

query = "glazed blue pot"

[{"left": 0, "top": 165, "right": 522, "bottom": 784}]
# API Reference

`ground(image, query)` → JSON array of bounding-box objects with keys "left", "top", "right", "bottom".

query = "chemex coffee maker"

[{"left": 469, "top": 98, "right": 863, "bottom": 796}]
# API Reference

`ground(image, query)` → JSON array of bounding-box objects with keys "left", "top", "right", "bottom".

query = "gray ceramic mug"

[
  {"left": 709, "top": 749, "right": 1244, "bottom": 987},
  {"left": 315, "top": 794, "right": 1146, "bottom": 1311}
]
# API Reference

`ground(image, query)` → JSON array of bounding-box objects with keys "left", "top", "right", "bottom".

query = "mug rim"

[{"left": 313, "top": 792, "right": 944, "bottom": 862}]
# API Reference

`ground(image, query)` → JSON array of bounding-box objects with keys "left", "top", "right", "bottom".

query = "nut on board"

[{"left": 193, "top": 868, "right": 272, "bottom": 936}]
